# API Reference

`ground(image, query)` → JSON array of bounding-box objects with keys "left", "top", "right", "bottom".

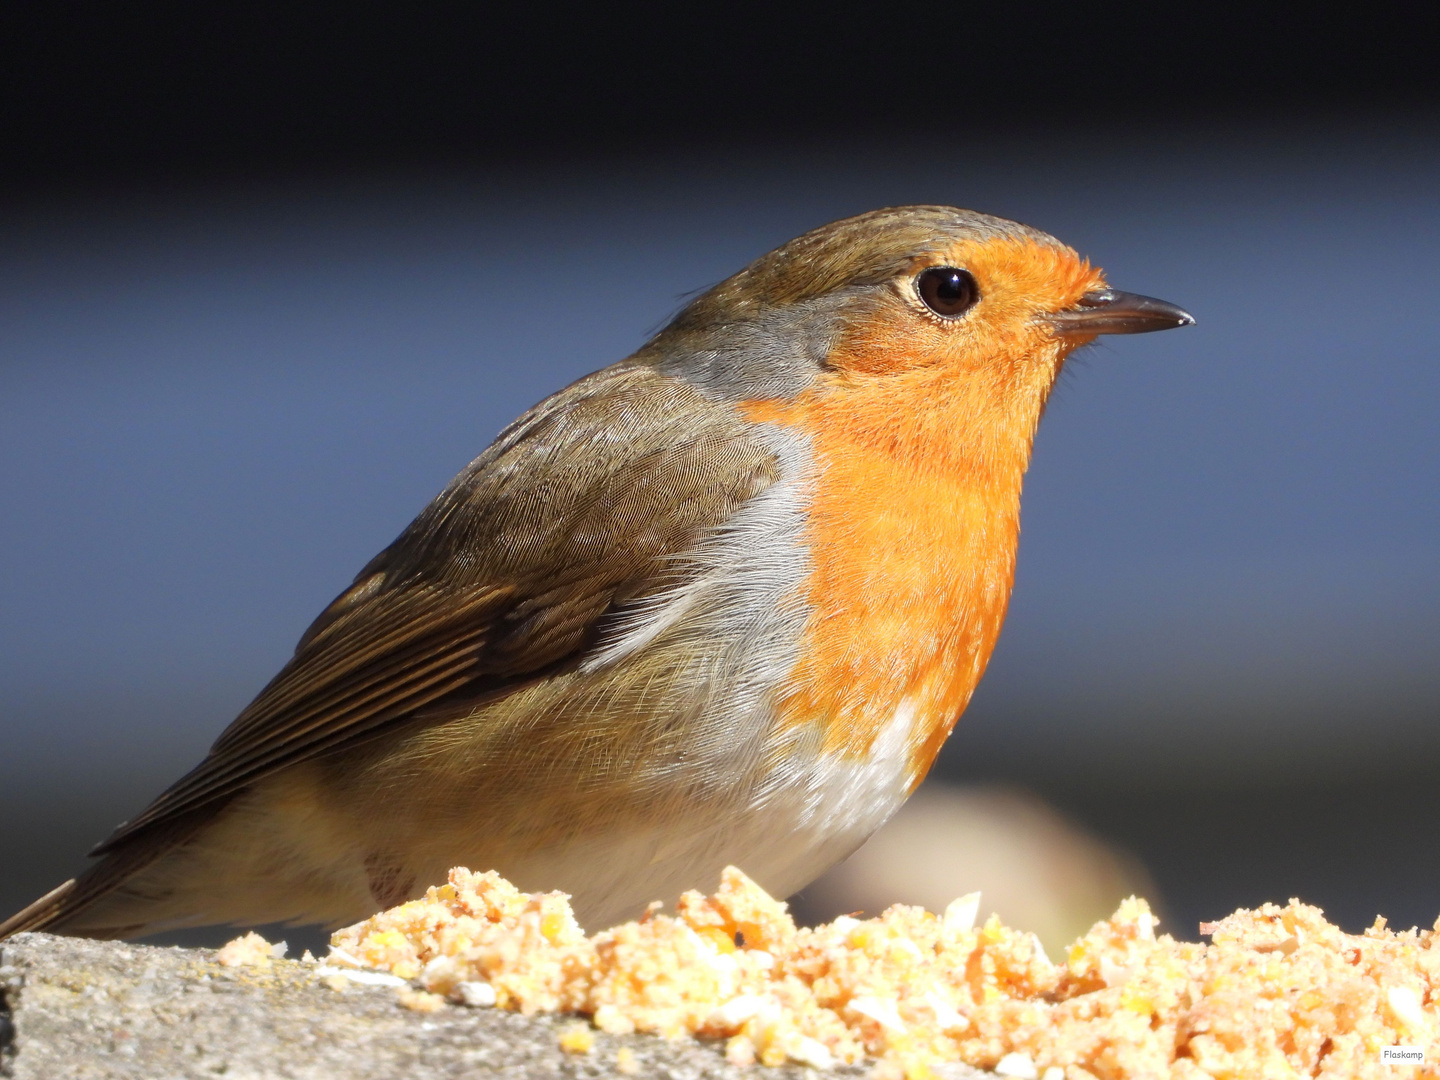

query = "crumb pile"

[{"left": 319, "top": 866, "right": 1440, "bottom": 1078}]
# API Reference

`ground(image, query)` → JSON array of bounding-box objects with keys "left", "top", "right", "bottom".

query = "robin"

[{"left": 1, "top": 206, "right": 1192, "bottom": 940}]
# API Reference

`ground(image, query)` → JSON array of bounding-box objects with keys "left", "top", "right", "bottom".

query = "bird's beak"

[{"left": 1046, "top": 289, "right": 1195, "bottom": 338}]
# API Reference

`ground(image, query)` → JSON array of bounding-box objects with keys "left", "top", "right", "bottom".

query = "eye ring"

[{"left": 916, "top": 266, "right": 979, "bottom": 319}]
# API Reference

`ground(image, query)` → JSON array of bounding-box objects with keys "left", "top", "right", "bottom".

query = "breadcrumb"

[
  {"left": 330, "top": 866, "right": 1440, "bottom": 1077},
  {"left": 558, "top": 1020, "right": 595, "bottom": 1054},
  {"left": 397, "top": 987, "right": 447, "bottom": 1013},
  {"left": 614, "top": 1045, "right": 640, "bottom": 1074},
  {"left": 215, "top": 930, "right": 277, "bottom": 969}
]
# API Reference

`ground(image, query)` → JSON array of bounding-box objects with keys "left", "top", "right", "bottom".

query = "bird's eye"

[{"left": 916, "top": 266, "right": 979, "bottom": 319}]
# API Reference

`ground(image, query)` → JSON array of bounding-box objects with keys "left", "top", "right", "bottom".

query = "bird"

[{"left": 1, "top": 205, "right": 1192, "bottom": 941}]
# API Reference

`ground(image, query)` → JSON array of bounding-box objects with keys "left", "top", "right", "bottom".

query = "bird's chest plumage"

[
  {"left": 594, "top": 415, "right": 1023, "bottom": 902},
  {"left": 741, "top": 404, "right": 1023, "bottom": 787}
]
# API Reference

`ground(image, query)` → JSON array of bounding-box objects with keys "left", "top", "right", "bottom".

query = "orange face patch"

[
  {"left": 827, "top": 236, "right": 1105, "bottom": 378},
  {"left": 743, "top": 237, "right": 1105, "bottom": 785}
]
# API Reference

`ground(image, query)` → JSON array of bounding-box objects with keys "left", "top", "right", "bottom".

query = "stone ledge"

[{"left": 0, "top": 932, "right": 990, "bottom": 1079}]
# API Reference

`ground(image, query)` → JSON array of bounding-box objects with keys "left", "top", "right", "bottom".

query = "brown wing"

[{"left": 94, "top": 362, "right": 780, "bottom": 853}]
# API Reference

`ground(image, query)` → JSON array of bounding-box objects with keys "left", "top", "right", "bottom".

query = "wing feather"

[{"left": 92, "top": 364, "right": 780, "bottom": 854}]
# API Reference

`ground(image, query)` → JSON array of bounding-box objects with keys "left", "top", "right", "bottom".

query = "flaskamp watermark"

[{"left": 1381, "top": 1046, "right": 1426, "bottom": 1065}]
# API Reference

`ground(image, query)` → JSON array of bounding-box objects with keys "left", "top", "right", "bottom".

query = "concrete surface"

[{"left": 0, "top": 932, "right": 990, "bottom": 1079}]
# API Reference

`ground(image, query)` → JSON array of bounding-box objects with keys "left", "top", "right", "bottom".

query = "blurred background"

[{"left": 2, "top": 3, "right": 1437, "bottom": 955}]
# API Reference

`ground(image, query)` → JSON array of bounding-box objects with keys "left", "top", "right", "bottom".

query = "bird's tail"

[
  {"left": 0, "top": 809, "right": 219, "bottom": 941},
  {"left": 0, "top": 879, "right": 78, "bottom": 940}
]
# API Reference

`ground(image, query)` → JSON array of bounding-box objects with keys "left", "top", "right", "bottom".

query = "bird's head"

[{"left": 645, "top": 206, "right": 1192, "bottom": 472}]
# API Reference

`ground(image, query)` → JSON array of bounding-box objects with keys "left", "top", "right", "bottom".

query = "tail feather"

[
  {"left": 1, "top": 807, "right": 223, "bottom": 941},
  {"left": 0, "top": 878, "right": 78, "bottom": 939}
]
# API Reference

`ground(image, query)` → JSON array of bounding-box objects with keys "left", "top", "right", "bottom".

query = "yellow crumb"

[
  {"left": 215, "top": 931, "right": 275, "bottom": 969},
  {"left": 397, "top": 988, "right": 447, "bottom": 1013},
  {"left": 614, "top": 1045, "right": 639, "bottom": 1074},
  {"left": 725, "top": 1033, "right": 757, "bottom": 1066},
  {"left": 558, "top": 1020, "right": 595, "bottom": 1054},
  {"left": 332, "top": 865, "right": 1440, "bottom": 1078}
]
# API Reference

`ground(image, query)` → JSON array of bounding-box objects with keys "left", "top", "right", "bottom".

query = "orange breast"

[{"left": 742, "top": 368, "right": 1035, "bottom": 788}]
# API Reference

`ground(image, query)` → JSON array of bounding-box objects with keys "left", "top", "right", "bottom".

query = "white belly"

[{"left": 500, "top": 697, "right": 921, "bottom": 930}]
